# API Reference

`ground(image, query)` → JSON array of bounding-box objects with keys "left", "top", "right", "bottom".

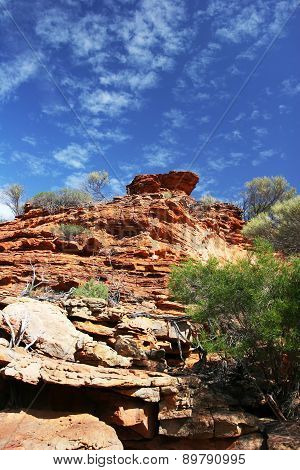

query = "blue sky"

[{"left": 0, "top": 0, "right": 299, "bottom": 218}]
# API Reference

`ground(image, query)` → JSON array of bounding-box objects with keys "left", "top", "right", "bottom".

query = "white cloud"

[
  {"left": 99, "top": 70, "right": 158, "bottom": 92},
  {"left": 108, "top": 177, "right": 124, "bottom": 196},
  {"left": 22, "top": 136, "right": 36, "bottom": 146},
  {"left": 0, "top": 53, "right": 39, "bottom": 103},
  {"left": 252, "top": 148, "right": 277, "bottom": 166},
  {"left": 81, "top": 90, "right": 136, "bottom": 116},
  {"left": 163, "top": 109, "right": 187, "bottom": 128},
  {"left": 207, "top": 151, "right": 244, "bottom": 171},
  {"left": 252, "top": 126, "right": 268, "bottom": 137},
  {"left": 53, "top": 143, "right": 91, "bottom": 169},
  {"left": 11, "top": 151, "right": 46, "bottom": 176},
  {"left": 143, "top": 144, "right": 175, "bottom": 168},
  {"left": 65, "top": 172, "right": 87, "bottom": 188},
  {"left": 282, "top": 78, "right": 300, "bottom": 96}
]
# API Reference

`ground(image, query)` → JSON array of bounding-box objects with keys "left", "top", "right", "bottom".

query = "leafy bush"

[
  {"left": 243, "top": 196, "right": 300, "bottom": 255},
  {"left": 56, "top": 224, "right": 88, "bottom": 241},
  {"left": 29, "top": 188, "right": 92, "bottom": 213},
  {"left": 73, "top": 280, "right": 109, "bottom": 299},
  {"left": 242, "top": 176, "right": 296, "bottom": 221},
  {"left": 169, "top": 242, "right": 300, "bottom": 413}
]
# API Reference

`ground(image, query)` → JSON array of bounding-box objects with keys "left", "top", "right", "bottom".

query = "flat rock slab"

[
  {"left": 1, "top": 346, "right": 176, "bottom": 389},
  {"left": 0, "top": 410, "right": 123, "bottom": 450}
]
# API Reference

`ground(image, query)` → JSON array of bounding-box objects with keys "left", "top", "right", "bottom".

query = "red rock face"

[
  {"left": 0, "top": 172, "right": 247, "bottom": 309},
  {"left": 126, "top": 170, "right": 199, "bottom": 195}
]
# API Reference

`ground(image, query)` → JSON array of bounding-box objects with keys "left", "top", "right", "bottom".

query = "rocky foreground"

[{"left": 0, "top": 171, "right": 298, "bottom": 450}]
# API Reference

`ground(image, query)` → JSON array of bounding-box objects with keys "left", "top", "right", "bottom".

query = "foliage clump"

[
  {"left": 243, "top": 196, "right": 300, "bottom": 255},
  {"left": 242, "top": 176, "right": 296, "bottom": 221},
  {"left": 169, "top": 241, "right": 300, "bottom": 414},
  {"left": 73, "top": 279, "right": 109, "bottom": 299},
  {"left": 54, "top": 224, "right": 89, "bottom": 241},
  {"left": 29, "top": 188, "right": 92, "bottom": 213}
]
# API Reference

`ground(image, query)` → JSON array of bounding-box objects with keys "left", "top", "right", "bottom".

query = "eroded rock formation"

[
  {"left": 0, "top": 171, "right": 247, "bottom": 310},
  {"left": 0, "top": 171, "right": 295, "bottom": 450}
]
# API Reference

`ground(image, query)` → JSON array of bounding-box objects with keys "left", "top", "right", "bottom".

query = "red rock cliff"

[{"left": 0, "top": 171, "right": 247, "bottom": 311}]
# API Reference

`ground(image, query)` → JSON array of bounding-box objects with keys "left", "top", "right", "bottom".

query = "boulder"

[
  {"left": 126, "top": 171, "right": 199, "bottom": 196},
  {"left": 0, "top": 410, "right": 123, "bottom": 450},
  {"left": 75, "top": 341, "right": 133, "bottom": 368},
  {"left": 0, "top": 298, "right": 91, "bottom": 361}
]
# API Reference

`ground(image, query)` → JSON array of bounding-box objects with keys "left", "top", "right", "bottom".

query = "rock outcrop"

[
  {"left": 126, "top": 170, "right": 199, "bottom": 196},
  {"left": 0, "top": 171, "right": 247, "bottom": 310},
  {"left": 0, "top": 171, "right": 295, "bottom": 450}
]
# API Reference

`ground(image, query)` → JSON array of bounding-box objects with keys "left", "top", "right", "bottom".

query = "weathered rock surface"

[
  {"left": 126, "top": 171, "right": 199, "bottom": 196},
  {"left": 0, "top": 171, "right": 294, "bottom": 450},
  {"left": 0, "top": 298, "right": 91, "bottom": 361},
  {"left": 0, "top": 410, "right": 123, "bottom": 450},
  {"left": 0, "top": 171, "right": 247, "bottom": 307}
]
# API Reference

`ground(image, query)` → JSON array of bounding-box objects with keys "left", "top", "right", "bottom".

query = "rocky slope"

[
  {"left": 0, "top": 171, "right": 247, "bottom": 311},
  {"left": 0, "top": 171, "right": 296, "bottom": 450}
]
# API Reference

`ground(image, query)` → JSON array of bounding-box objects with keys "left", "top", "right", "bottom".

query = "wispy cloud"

[
  {"left": 81, "top": 90, "right": 137, "bottom": 116},
  {"left": 53, "top": 143, "right": 91, "bottom": 169},
  {"left": 252, "top": 148, "right": 277, "bottom": 166},
  {"left": 22, "top": 136, "right": 36, "bottom": 146},
  {"left": 207, "top": 151, "right": 245, "bottom": 171},
  {"left": 143, "top": 144, "right": 176, "bottom": 168},
  {"left": 163, "top": 108, "right": 187, "bottom": 128},
  {"left": 282, "top": 77, "right": 300, "bottom": 96},
  {"left": 11, "top": 151, "right": 46, "bottom": 176},
  {"left": 0, "top": 53, "right": 39, "bottom": 103}
]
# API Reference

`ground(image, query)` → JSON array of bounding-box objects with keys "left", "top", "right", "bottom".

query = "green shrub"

[
  {"left": 56, "top": 224, "right": 88, "bottom": 240},
  {"left": 243, "top": 196, "right": 300, "bottom": 255},
  {"left": 169, "top": 242, "right": 300, "bottom": 413},
  {"left": 29, "top": 188, "right": 92, "bottom": 213},
  {"left": 73, "top": 280, "right": 109, "bottom": 299}
]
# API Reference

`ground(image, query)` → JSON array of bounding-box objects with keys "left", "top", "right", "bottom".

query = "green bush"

[
  {"left": 243, "top": 196, "right": 300, "bottom": 255},
  {"left": 56, "top": 224, "right": 88, "bottom": 241},
  {"left": 169, "top": 242, "right": 300, "bottom": 412},
  {"left": 29, "top": 188, "right": 92, "bottom": 213},
  {"left": 73, "top": 280, "right": 109, "bottom": 299}
]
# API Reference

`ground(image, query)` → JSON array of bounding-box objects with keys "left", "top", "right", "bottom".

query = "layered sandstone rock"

[
  {"left": 0, "top": 171, "right": 247, "bottom": 308},
  {"left": 126, "top": 171, "right": 199, "bottom": 196},
  {"left": 1, "top": 171, "right": 289, "bottom": 451},
  {"left": 0, "top": 410, "right": 123, "bottom": 450}
]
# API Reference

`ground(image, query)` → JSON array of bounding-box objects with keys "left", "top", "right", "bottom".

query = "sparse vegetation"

[
  {"left": 242, "top": 176, "right": 296, "bottom": 221},
  {"left": 73, "top": 279, "right": 109, "bottom": 299},
  {"left": 29, "top": 188, "right": 92, "bottom": 213},
  {"left": 243, "top": 196, "right": 300, "bottom": 255},
  {"left": 82, "top": 171, "right": 109, "bottom": 201},
  {"left": 169, "top": 241, "right": 300, "bottom": 416},
  {"left": 3, "top": 183, "right": 25, "bottom": 216},
  {"left": 54, "top": 224, "right": 89, "bottom": 241}
]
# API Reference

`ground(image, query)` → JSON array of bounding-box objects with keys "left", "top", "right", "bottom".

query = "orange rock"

[{"left": 0, "top": 171, "right": 248, "bottom": 310}]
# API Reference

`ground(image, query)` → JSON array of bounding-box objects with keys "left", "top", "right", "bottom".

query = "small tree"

[
  {"left": 82, "top": 171, "right": 109, "bottom": 202},
  {"left": 169, "top": 242, "right": 300, "bottom": 417},
  {"left": 29, "top": 188, "right": 92, "bottom": 213},
  {"left": 243, "top": 196, "right": 300, "bottom": 255},
  {"left": 3, "top": 184, "right": 25, "bottom": 216},
  {"left": 242, "top": 176, "right": 296, "bottom": 221}
]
